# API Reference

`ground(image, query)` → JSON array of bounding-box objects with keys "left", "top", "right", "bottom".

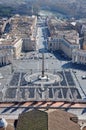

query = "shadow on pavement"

[{"left": 62, "top": 62, "right": 86, "bottom": 71}]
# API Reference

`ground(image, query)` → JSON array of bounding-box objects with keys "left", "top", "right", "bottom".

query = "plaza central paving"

[{"left": 3, "top": 69, "right": 81, "bottom": 102}]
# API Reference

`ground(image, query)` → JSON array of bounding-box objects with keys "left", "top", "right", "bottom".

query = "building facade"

[
  {"left": 12, "top": 38, "right": 23, "bottom": 59},
  {"left": 23, "top": 38, "right": 36, "bottom": 51},
  {"left": 48, "top": 37, "right": 80, "bottom": 58},
  {"left": 47, "top": 17, "right": 86, "bottom": 64},
  {"left": 9, "top": 15, "right": 37, "bottom": 52},
  {"left": 0, "top": 50, "right": 12, "bottom": 66},
  {"left": 72, "top": 49, "right": 86, "bottom": 64},
  {"left": 0, "top": 38, "right": 23, "bottom": 65}
]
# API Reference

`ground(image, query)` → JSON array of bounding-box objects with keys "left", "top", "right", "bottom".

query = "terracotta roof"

[
  {"left": 16, "top": 109, "right": 80, "bottom": 130},
  {"left": 48, "top": 109, "right": 80, "bottom": 130}
]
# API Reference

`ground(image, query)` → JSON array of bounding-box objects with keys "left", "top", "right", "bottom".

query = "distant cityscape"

[{"left": 0, "top": 1, "right": 86, "bottom": 130}]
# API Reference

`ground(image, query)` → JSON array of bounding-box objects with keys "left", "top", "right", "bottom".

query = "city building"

[
  {"left": 9, "top": 15, "right": 37, "bottom": 51},
  {"left": 72, "top": 49, "right": 86, "bottom": 64},
  {"left": 47, "top": 18, "right": 86, "bottom": 64},
  {"left": 47, "top": 18, "right": 80, "bottom": 58},
  {"left": 0, "top": 37, "right": 23, "bottom": 65},
  {"left": 83, "top": 32, "right": 86, "bottom": 50},
  {"left": 0, "top": 15, "right": 38, "bottom": 65},
  {"left": 12, "top": 38, "right": 23, "bottom": 59},
  {"left": 0, "top": 17, "right": 9, "bottom": 36},
  {"left": 0, "top": 50, "right": 12, "bottom": 66},
  {"left": 48, "top": 36, "right": 80, "bottom": 58},
  {"left": 23, "top": 38, "right": 36, "bottom": 51}
]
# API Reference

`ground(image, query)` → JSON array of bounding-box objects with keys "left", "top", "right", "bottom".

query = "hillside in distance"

[
  {"left": 44, "top": 0, "right": 86, "bottom": 18},
  {"left": 0, "top": 0, "right": 37, "bottom": 17},
  {"left": 0, "top": 0, "right": 26, "bottom": 5},
  {"left": 37, "top": 0, "right": 86, "bottom": 18},
  {"left": 0, "top": 0, "right": 86, "bottom": 19}
]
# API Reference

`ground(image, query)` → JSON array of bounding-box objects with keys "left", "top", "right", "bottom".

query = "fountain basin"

[{"left": 24, "top": 72, "right": 62, "bottom": 84}]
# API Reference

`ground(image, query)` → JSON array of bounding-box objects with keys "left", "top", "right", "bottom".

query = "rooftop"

[
  {"left": 8, "top": 15, "right": 37, "bottom": 39},
  {"left": 0, "top": 37, "right": 21, "bottom": 46},
  {"left": 48, "top": 18, "right": 79, "bottom": 45},
  {"left": 16, "top": 109, "right": 80, "bottom": 130}
]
